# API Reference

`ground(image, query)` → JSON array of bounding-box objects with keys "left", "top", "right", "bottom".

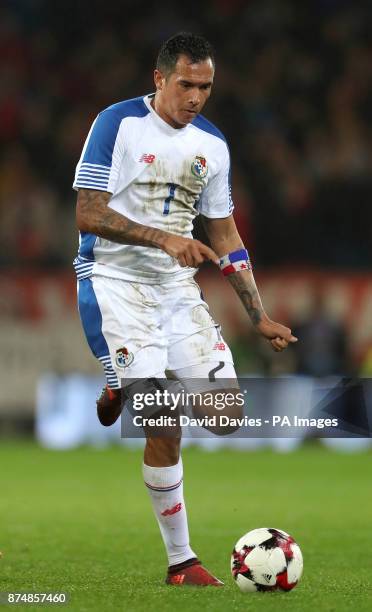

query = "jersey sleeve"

[
  {"left": 73, "top": 109, "right": 125, "bottom": 194},
  {"left": 198, "top": 141, "right": 234, "bottom": 218}
]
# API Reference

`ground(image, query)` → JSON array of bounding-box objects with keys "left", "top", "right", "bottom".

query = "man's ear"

[{"left": 154, "top": 69, "right": 166, "bottom": 91}]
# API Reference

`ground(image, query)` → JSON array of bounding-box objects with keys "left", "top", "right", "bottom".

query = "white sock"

[{"left": 143, "top": 457, "right": 196, "bottom": 567}]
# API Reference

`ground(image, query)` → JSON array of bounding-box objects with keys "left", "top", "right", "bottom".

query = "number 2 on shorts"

[{"left": 163, "top": 183, "right": 177, "bottom": 215}]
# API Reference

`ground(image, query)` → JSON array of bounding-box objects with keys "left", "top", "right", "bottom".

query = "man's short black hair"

[{"left": 156, "top": 32, "right": 215, "bottom": 76}]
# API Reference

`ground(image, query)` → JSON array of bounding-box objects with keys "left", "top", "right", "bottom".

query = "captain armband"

[{"left": 219, "top": 248, "right": 252, "bottom": 276}]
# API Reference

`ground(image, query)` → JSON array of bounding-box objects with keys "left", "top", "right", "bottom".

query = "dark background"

[{"left": 1, "top": 0, "right": 371, "bottom": 270}]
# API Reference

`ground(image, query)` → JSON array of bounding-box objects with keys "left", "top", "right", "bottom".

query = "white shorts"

[{"left": 78, "top": 275, "right": 236, "bottom": 388}]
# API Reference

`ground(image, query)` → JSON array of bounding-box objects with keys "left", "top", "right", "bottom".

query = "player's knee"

[{"left": 193, "top": 388, "right": 244, "bottom": 436}]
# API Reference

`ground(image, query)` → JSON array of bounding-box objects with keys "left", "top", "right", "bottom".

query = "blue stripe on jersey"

[
  {"left": 192, "top": 114, "right": 234, "bottom": 214},
  {"left": 191, "top": 114, "right": 227, "bottom": 143},
  {"left": 82, "top": 96, "right": 150, "bottom": 167},
  {"left": 79, "top": 231, "right": 97, "bottom": 260},
  {"left": 76, "top": 97, "right": 151, "bottom": 267}
]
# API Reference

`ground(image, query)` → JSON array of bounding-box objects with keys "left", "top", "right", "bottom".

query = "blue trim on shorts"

[
  {"left": 78, "top": 278, "right": 120, "bottom": 388},
  {"left": 78, "top": 278, "right": 110, "bottom": 358}
]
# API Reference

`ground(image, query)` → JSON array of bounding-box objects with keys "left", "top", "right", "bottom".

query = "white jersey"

[{"left": 73, "top": 94, "right": 233, "bottom": 283}]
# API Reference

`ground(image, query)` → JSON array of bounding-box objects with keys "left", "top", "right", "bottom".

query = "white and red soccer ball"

[{"left": 231, "top": 527, "right": 303, "bottom": 593}]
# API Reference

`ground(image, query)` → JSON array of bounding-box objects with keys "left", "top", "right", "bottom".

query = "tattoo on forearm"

[
  {"left": 77, "top": 189, "right": 167, "bottom": 248},
  {"left": 227, "top": 272, "right": 264, "bottom": 325}
]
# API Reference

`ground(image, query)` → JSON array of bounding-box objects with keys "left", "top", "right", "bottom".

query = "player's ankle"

[{"left": 168, "top": 557, "right": 199, "bottom": 574}]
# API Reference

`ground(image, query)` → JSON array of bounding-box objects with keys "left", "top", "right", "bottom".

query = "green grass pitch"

[{"left": 0, "top": 442, "right": 371, "bottom": 611}]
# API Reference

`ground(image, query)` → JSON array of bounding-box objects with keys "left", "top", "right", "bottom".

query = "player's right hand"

[{"left": 162, "top": 235, "right": 220, "bottom": 267}]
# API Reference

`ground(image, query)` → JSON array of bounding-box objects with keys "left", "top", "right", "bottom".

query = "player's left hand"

[{"left": 256, "top": 318, "right": 298, "bottom": 352}]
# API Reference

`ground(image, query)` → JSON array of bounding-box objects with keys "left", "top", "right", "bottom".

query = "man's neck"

[{"left": 151, "top": 93, "right": 184, "bottom": 130}]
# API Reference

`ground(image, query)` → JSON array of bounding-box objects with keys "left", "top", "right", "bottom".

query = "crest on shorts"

[
  {"left": 191, "top": 155, "right": 208, "bottom": 179},
  {"left": 115, "top": 347, "right": 134, "bottom": 368}
]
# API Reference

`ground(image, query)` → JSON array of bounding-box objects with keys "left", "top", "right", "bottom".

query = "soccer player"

[{"left": 73, "top": 32, "right": 297, "bottom": 586}]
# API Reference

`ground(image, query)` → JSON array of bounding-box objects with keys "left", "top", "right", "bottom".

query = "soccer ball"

[{"left": 231, "top": 527, "right": 303, "bottom": 592}]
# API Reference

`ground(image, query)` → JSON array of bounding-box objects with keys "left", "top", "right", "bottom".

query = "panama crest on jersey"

[
  {"left": 115, "top": 346, "right": 134, "bottom": 368},
  {"left": 191, "top": 155, "right": 208, "bottom": 179}
]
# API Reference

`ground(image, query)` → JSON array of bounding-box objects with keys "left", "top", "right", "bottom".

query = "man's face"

[{"left": 153, "top": 54, "right": 214, "bottom": 128}]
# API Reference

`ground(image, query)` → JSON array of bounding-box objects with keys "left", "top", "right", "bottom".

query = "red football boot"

[
  {"left": 96, "top": 386, "right": 123, "bottom": 426},
  {"left": 166, "top": 558, "right": 223, "bottom": 586}
]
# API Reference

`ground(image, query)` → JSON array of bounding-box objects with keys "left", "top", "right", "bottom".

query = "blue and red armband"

[{"left": 219, "top": 248, "right": 252, "bottom": 276}]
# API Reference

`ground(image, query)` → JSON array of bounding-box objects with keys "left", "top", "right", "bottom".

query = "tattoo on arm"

[
  {"left": 227, "top": 272, "right": 264, "bottom": 326},
  {"left": 202, "top": 217, "right": 265, "bottom": 324},
  {"left": 76, "top": 189, "right": 168, "bottom": 249}
]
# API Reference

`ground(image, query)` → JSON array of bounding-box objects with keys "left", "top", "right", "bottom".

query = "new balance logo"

[
  {"left": 213, "top": 342, "right": 226, "bottom": 351},
  {"left": 170, "top": 574, "right": 185, "bottom": 584},
  {"left": 161, "top": 502, "right": 182, "bottom": 516},
  {"left": 139, "top": 153, "right": 155, "bottom": 163}
]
